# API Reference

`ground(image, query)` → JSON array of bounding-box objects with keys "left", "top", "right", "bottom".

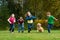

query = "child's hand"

[
  {"left": 9, "top": 22, "right": 11, "bottom": 24},
  {"left": 55, "top": 19, "right": 58, "bottom": 21},
  {"left": 45, "top": 20, "right": 48, "bottom": 22},
  {"left": 14, "top": 20, "right": 16, "bottom": 23}
]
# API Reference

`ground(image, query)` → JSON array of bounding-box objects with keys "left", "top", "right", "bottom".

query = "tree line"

[{"left": 0, "top": 0, "right": 60, "bottom": 30}]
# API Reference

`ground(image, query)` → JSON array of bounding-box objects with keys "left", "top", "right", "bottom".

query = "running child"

[
  {"left": 46, "top": 12, "right": 58, "bottom": 33},
  {"left": 8, "top": 13, "right": 16, "bottom": 33},
  {"left": 17, "top": 17, "right": 24, "bottom": 33},
  {"left": 25, "top": 11, "right": 36, "bottom": 33}
]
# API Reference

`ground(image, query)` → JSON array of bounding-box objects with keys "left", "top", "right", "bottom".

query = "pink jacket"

[{"left": 9, "top": 17, "right": 16, "bottom": 24}]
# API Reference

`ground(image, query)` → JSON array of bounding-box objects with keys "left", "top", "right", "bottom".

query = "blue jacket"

[{"left": 26, "top": 16, "right": 36, "bottom": 20}]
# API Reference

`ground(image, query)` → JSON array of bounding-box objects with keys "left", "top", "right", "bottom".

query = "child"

[
  {"left": 25, "top": 11, "right": 36, "bottom": 33},
  {"left": 17, "top": 17, "right": 24, "bottom": 33},
  {"left": 37, "top": 23, "right": 44, "bottom": 32},
  {"left": 46, "top": 12, "right": 58, "bottom": 33},
  {"left": 8, "top": 13, "right": 16, "bottom": 33}
]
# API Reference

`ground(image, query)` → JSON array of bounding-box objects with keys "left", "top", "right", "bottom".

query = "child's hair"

[
  {"left": 27, "top": 11, "right": 31, "bottom": 16},
  {"left": 20, "top": 17, "right": 23, "bottom": 19},
  {"left": 47, "top": 12, "right": 51, "bottom": 15},
  {"left": 11, "top": 13, "right": 15, "bottom": 17}
]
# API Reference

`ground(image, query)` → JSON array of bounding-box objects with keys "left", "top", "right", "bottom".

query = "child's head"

[
  {"left": 47, "top": 12, "right": 51, "bottom": 17},
  {"left": 20, "top": 17, "right": 23, "bottom": 19},
  {"left": 11, "top": 13, "right": 15, "bottom": 17},
  {"left": 37, "top": 23, "right": 41, "bottom": 27},
  {"left": 27, "top": 11, "right": 31, "bottom": 16}
]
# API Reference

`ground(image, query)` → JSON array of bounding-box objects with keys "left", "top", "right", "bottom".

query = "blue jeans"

[
  {"left": 28, "top": 23, "right": 33, "bottom": 33},
  {"left": 9, "top": 24, "right": 15, "bottom": 32},
  {"left": 18, "top": 23, "right": 24, "bottom": 33},
  {"left": 48, "top": 24, "right": 53, "bottom": 33}
]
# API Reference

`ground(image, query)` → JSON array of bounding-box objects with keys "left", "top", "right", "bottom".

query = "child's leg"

[
  {"left": 12, "top": 24, "right": 15, "bottom": 32},
  {"left": 9, "top": 24, "right": 12, "bottom": 32},
  {"left": 28, "top": 24, "right": 31, "bottom": 33},
  {"left": 30, "top": 23, "right": 34, "bottom": 31},
  {"left": 28, "top": 28, "right": 31, "bottom": 33},
  {"left": 18, "top": 24, "right": 21, "bottom": 33},
  {"left": 31, "top": 23, "right": 34, "bottom": 28},
  {"left": 48, "top": 24, "right": 53, "bottom": 33},
  {"left": 48, "top": 24, "right": 51, "bottom": 33},
  {"left": 21, "top": 23, "right": 24, "bottom": 33},
  {"left": 12, "top": 28, "right": 14, "bottom": 32}
]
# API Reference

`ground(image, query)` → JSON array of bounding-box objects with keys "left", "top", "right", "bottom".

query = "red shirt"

[
  {"left": 9, "top": 17, "right": 15, "bottom": 24},
  {"left": 18, "top": 19, "right": 24, "bottom": 24}
]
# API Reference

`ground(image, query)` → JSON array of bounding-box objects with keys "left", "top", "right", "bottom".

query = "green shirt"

[{"left": 48, "top": 15, "right": 55, "bottom": 24}]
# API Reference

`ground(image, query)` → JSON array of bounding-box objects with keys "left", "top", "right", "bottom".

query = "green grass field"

[{"left": 0, "top": 30, "right": 60, "bottom": 40}]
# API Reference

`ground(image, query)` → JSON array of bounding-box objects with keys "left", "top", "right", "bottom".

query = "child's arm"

[
  {"left": 45, "top": 20, "right": 48, "bottom": 22},
  {"left": 32, "top": 16, "right": 36, "bottom": 19},
  {"left": 7, "top": 18, "right": 11, "bottom": 24},
  {"left": 14, "top": 18, "right": 16, "bottom": 23},
  {"left": 14, "top": 19, "right": 16, "bottom": 23},
  {"left": 54, "top": 18, "right": 58, "bottom": 21},
  {"left": 26, "top": 16, "right": 31, "bottom": 20},
  {"left": 52, "top": 16, "right": 58, "bottom": 21}
]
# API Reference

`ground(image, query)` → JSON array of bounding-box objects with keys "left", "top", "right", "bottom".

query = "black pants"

[
  {"left": 9, "top": 24, "right": 14, "bottom": 32},
  {"left": 48, "top": 24, "right": 53, "bottom": 33},
  {"left": 28, "top": 23, "right": 33, "bottom": 33}
]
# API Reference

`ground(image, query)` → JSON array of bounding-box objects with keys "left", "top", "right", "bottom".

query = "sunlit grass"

[{"left": 0, "top": 30, "right": 60, "bottom": 40}]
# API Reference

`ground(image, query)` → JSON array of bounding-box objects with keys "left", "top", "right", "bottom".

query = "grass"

[{"left": 0, "top": 30, "right": 60, "bottom": 40}]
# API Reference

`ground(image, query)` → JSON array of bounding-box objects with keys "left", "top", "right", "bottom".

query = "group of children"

[
  {"left": 8, "top": 14, "right": 24, "bottom": 33},
  {"left": 7, "top": 11, "right": 58, "bottom": 33}
]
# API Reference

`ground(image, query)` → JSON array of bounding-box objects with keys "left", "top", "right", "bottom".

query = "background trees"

[{"left": 0, "top": 0, "right": 60, "bottom": 30}]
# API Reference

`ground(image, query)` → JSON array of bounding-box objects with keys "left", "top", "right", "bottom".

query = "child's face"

[
  {"left": 27, "top": 12, "right": 31, "bottom": 16},
  {"left": 47, "top": 12, "right": 51, "bottom": 17},
  {"left": 11, "top": 14, "right": 15, "bottom": 17},
  {"left": 20, "top": 17, "right": 23, "bottom": 19}
]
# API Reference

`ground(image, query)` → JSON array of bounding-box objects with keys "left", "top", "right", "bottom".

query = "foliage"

[{"left": 0, "top": 0, "right": 60, "bottom": 30}]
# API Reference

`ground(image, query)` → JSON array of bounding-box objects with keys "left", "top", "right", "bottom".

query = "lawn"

[{"left": 0, "top": 30, "right": 60, "bottom": 40}]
